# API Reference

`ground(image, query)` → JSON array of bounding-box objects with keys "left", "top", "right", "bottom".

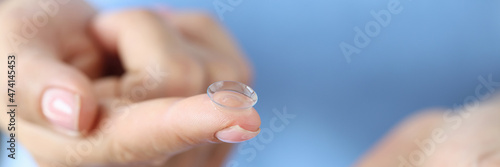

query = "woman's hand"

[
  {"left": 0, "top": 0, "right": 260, "bottom": 166},
  {"left": 356, "top": 95, "right": 500, "bottom": 167}
]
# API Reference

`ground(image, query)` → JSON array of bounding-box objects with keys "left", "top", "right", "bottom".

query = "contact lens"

[{"left": 207, "top": 81, "right": 258, "bottom": 110}]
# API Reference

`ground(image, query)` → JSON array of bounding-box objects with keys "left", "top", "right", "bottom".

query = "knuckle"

[
  {"left": 205, "top": 57, "right": 253, "bottom": 85},
  {"left": 181, "top": 60, "right": 205, "bottom": 91},
  {"left": 120, "top": 9, "right": 159, "bottom": 21},
  {"left": 188, "top": 12, "right": 217, "bottom": 27},
  {"left": 173, "top": 131, "right": 198, "bottom": 148},
  {"left": 166, "top": 56, "right": 205, "bottom": 95},
  {"left": 211, "top": 62, "right": 238, "bottom": 80},
  {"left": 229, "top": 60, "right": 253, "bottom": 84},
  {"left": 107, "top": 141, "right": 141, "bottom": 163}
]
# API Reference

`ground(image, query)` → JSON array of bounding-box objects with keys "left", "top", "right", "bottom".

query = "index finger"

[{"left": 23, "top": 93, "right": 261, "bottom": 165}]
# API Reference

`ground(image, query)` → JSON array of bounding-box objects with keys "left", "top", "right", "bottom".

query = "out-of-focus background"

[{"left": 2, "top": 0, "right": 500, "bottom": 166}]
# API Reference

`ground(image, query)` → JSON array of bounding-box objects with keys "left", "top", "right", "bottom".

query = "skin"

[
  {"left": 0, "top": 0, "right": 259, "bottom": 166},
  {"left": 1, "top": 0, "right": 499, "bottom": 167},
  {"left": 355, "top": 95, "right": 500, "bottom": 167}
]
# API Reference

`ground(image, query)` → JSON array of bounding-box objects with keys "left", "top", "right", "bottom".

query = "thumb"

[
  {"left": 3, "top": 55, "right": 99, "bottom": 136},
  {"left": 92, "top": 94, "right": 261, "bottom": 163}
]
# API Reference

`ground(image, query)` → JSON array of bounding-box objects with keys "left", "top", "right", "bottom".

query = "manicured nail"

[
  {"left": 42, "top": 88, "right": 80, "bottom": 135},
  {"left": 216, "top": 125, "right": 260, "bottom": 143}
]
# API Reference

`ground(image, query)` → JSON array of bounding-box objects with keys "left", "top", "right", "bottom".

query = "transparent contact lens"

[{"left": 207, "top": 81, "right": 258, "bottom": 110}]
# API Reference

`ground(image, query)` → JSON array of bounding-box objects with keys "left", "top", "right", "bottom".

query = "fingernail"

[
  {"left": 42, "top": 88, "right": 80, "bottom": 135},
  {"left": 216, "top": 125, "right": 260, "bottom": 143}
]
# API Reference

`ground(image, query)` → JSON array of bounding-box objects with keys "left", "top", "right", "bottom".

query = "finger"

[
  {"left": 97, "top": 94, "right": 260, "bottom": 163},
  {"left": 163, "top": 145, "right": 217, "bottom": 167},
  {"left": 354, "top": 110, "right": 446, "bottom": 167},
  {"left": 0, "top": 0, "right": 103, "bottom": 79},
  {"left": 93, "top": 76, "right": 120, "bottom": 99},
  {"left": 63, "top": 33, "right": 104, "bottom": 79},
  {"left": 9, "top": 54, "right": 98, "bottom": 135},
  {"left": 21, "top": 94, "right": 260, "bottom": 165},
  {"left": 161, "top": 143, "right": 233, "bottom": 167},
  {"left": 165, "top": 11, "right": 253, "bottom": 84},
  {"left": 91, "top": 9, "right": 205, "bottom": 99},
  {"left": 204, "top": 143, "right": 234, "bottom": 167}
]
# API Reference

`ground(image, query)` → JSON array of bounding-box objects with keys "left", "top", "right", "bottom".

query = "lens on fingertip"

[{"left": 207, "top": 81, "right": 258, "bottom": 110}]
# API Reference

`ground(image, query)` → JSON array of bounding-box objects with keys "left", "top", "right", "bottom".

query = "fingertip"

[
  {"left": 77, "top": 90, "right": 99, "bottom": 134},
  {"left": 40, "top": 86, "right": 98, "bottom": 136},
  {"left": 215, "top": 125, "right": 260, "bottom": 143},
  {"left": 32, "top": 59, "right": 99, "bottom": 136},
  {"left": 173, "top": 94, "right": 261, "bottom": 139}
]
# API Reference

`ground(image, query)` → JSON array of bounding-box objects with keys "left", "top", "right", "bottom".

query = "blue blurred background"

[{"left": 2, "top": 0, "right": 500, "bottom": 166}]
